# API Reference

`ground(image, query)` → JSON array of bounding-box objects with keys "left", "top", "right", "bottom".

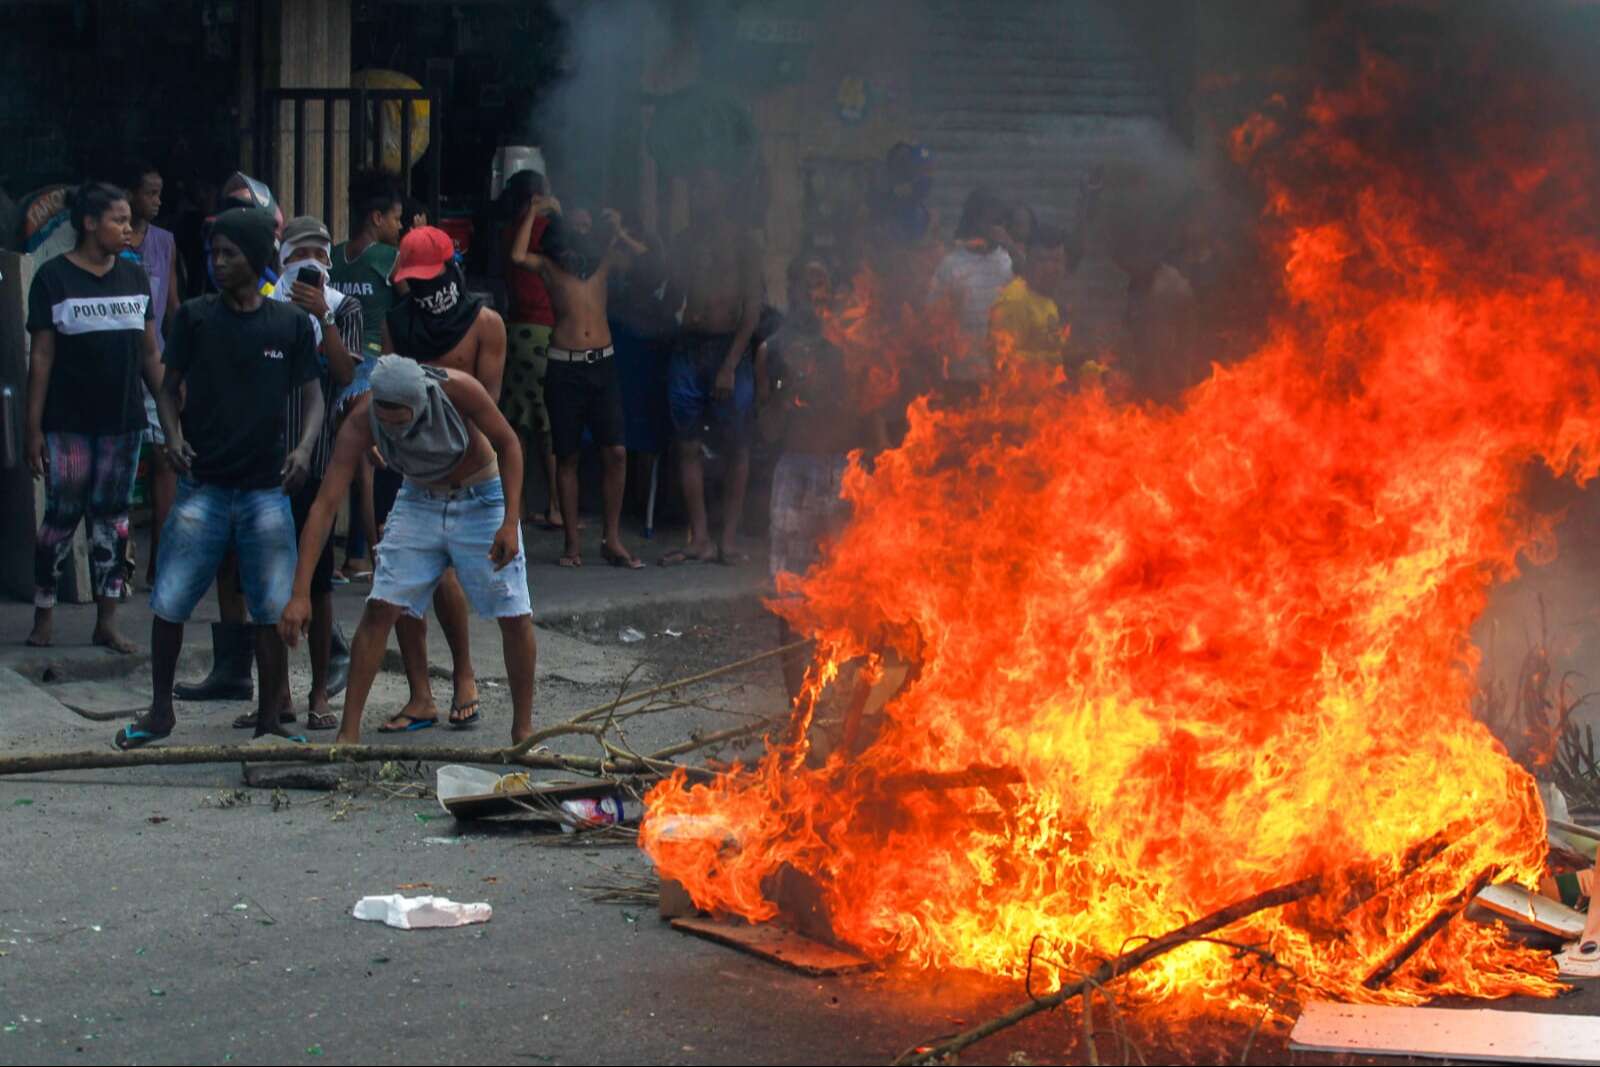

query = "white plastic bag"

[{"left": 352, "top": 894, "right": 491, "bottom": 930}]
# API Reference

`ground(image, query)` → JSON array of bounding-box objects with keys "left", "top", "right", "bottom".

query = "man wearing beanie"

[{"left": 115, "top": 206, "right": 325, "bottom": 749}]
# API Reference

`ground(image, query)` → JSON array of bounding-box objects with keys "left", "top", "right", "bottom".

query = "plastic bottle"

[{"left": 559, "top": 791, "right": 643, "bottom": 833}]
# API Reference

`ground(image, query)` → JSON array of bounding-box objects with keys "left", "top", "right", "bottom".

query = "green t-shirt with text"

[{"left": 330, "top": 240, "right": 398, "bottom": 355}]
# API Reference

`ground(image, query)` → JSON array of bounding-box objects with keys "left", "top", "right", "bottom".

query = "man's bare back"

[{"left": 383, "top": 305, "right": 507, "bottom": 402}]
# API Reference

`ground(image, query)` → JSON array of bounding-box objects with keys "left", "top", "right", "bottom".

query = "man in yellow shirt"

[{"left": 989, "top": 225, "right": 1068, "bottom": 367}]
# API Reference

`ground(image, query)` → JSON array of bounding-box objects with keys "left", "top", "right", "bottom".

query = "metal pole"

[
  {"left": 293, "top": 97, "right": 306, "bottom": 215},
  {"left": 429, "top": 87, "right": 442, "bottom": 224},
  {"left": 373, "top": 91, "right": 385, "bottom": 182},
  {"left": 322, "top": 94, "right": 336, "bottom": 223},
  {"left": 400, "top": 91, "right": 413, "bottom": 200},
  {"left": 353, "top": 88, "right": 368, "bottom": 178}
]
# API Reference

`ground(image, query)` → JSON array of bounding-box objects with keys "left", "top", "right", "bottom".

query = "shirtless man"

[
  {"left": 279, "top": 356, "right": 535, "bottom": 744},
  {"left": 660, "top": 168, "right": 764, "bottom": 566},
  {"left": 511, "top": 199, "right": 647, "bottom": 568},
  {"left": 376, "top": 226, "right": 508, "bottom": 730}
]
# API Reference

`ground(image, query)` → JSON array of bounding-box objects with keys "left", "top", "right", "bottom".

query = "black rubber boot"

[
  {"left": 327, "top": 622, "right": 351, "bottom": 698},
  {"left": 173, "top": 622, "right": 254, "bottom": 701}
]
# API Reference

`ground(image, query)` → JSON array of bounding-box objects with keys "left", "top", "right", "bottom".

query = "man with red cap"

[{"left": 373, "top": 225, "right": 508, "bottom": 732}]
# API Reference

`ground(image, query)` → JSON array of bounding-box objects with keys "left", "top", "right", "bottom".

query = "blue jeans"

[
  {"left": 151, "top": 479, "right": 297, "bottom": 624},
  {"left": 371, "top": 477, "right": 531, "bottom": 619}
]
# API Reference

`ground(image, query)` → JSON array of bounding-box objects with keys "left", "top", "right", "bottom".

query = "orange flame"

[{"left": 644, "top": 49, "right": 1596, "bottom": 1006}]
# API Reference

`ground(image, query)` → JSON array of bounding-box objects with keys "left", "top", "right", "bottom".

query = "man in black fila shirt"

[{"left": 115, "top": 207, "right": 325, "bottom": 749}]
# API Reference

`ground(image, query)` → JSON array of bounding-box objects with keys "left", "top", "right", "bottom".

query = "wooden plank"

[
  {"left": 1475, "top": 883, "right": 1586, "bottom": 939},
  {"left": 1290, "top": 1002, "right": 1600, "bottom": 1065},
  {"left": 670, "top": 916, "right": 872, "bottom": 976}
]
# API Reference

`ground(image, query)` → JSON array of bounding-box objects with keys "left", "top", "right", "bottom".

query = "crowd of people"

[{"left": 19, "top": 139, "right": 1230, "bottom": 748}]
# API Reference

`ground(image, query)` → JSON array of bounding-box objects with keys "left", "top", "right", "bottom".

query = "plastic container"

[
  {"left": 489, "top": 145, "right": 546, "bottom": 201},
  {"left": 559, "top": 791, "right": 643, "bottom": 833}
]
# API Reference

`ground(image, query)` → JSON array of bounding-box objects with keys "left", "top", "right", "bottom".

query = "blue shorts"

[
  {"left": 371, "top": 477, "right": 532, "bottom": 619},
  {"left": 152, "top": 479, "right": 298, "bottom": 625},
  {"left": 667, "top": 334, "right": 754, "bottom": 446}
]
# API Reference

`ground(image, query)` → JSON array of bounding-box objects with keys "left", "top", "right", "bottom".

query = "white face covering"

[{"left": 271, "top": 256, "right": 345, "bottom": 347}]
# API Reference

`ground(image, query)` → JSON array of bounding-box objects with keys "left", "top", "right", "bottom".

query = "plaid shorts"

[{"left": 768, "top": 452, "right": 851, "bottom": 586}]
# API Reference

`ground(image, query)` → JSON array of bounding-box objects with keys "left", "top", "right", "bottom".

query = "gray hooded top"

[{"left": 368, "top": 355, "right": 470, "bottom": 483}]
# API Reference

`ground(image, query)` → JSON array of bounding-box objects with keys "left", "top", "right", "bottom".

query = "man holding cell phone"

[{"left": 265, "top": 216, "right": 363, "bottom": 730}]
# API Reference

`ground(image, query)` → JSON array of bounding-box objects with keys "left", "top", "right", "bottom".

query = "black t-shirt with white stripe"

[{"left": 26, "top": 255, "right": 152, "bottom": 434}]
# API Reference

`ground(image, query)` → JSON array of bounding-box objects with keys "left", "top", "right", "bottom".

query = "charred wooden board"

[{"left": 670, "top": 916, "right": 873, "bottom": 976}]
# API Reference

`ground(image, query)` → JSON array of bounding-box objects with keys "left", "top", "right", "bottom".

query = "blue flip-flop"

[
  {"left": 114, "top": 719, "right": 172, "bottom": 750},
  {"left": 379, "top": 714, "right": 437, "bottom": 733}
]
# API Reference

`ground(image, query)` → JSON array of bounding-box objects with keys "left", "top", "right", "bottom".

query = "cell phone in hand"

[{"left": 282, "top": 260, "right": 329, "bottom": 291}]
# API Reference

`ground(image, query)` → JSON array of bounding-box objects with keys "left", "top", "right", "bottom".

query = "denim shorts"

[
  {"left": 371, "top": 477, "right": 532, "bottom": 619},
  {"left": 151, "top": 479, "right": 298, "bottom": 624}
]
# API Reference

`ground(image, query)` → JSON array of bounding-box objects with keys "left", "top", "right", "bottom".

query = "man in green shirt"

[
  {"left": 329, "top": 173, "right": 404, "bottom": 580},
  {"left": 330, "top": 172, "right": 403, "bottom": 357}
]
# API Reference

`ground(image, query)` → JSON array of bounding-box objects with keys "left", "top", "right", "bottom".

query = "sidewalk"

[{"left": 0, "top": 517, "right": 771, "bottom": 684}]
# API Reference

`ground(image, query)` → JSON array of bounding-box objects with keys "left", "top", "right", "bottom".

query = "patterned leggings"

[{"left": 34, "top": 431, "right": 142, "bottom": 608}]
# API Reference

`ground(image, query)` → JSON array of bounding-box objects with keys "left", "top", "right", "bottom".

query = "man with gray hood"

[{"left": 279, "top": 355, "right": 537, "bottom": 744}]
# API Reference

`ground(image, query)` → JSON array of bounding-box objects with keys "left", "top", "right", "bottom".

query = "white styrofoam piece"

[
  {"left": 1476, "top": 883, "right": 1586, "bottom": 938},
  {"left": 351, "top": 894, "right": 491, "bottom": 930},
  {"left": 1290, "top": 1002, "right": 1600, "bottom": 1065}
]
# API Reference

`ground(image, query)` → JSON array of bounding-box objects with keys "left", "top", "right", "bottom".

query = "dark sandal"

[
  {"left": 602, "top": 543, "right": 645, "bottom": 570},
  {"left": 658, "top": 548, "right": 715, "bottom": 567},
  {"left": 448, "top": 699, "right": 481, "bottom": 730},
  {"left": 305, "top": 711, "right": 339, "bottom": 731}
]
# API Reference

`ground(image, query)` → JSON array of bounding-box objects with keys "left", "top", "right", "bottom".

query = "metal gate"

[{"left": 255, "top": 85, "right": 442, "bottom": 229}]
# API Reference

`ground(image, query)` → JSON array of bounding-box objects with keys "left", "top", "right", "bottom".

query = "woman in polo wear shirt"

[{"left": 24, "top": 181, "right": 167, "bottom": 653}]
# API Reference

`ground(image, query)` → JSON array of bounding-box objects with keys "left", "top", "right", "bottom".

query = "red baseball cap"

[{"left": 392, "top": 226, "right": 455, "bottom": 282}]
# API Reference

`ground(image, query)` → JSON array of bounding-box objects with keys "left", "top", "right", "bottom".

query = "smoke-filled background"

[{"left": 529, "top": 0, "right": 1600, "bottom": 753}]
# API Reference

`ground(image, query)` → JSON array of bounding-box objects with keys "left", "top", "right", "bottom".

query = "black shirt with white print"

[
  {"left": 26, "top": 255, "right": 152, "bottom": 434},
  {"left": 163, "top": 295, "right": 320, "bottom": 490}
]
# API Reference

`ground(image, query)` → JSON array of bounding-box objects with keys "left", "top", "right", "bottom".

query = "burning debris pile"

[{"left": 644, "top": 30, "right": 1600, "bottom": 1009}]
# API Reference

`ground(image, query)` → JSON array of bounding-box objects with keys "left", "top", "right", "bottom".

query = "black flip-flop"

[
  {"left": 658, "top": 548, "right": 715, "bottom": 567},
  {"left": 448, "top": 699, "right": 481, "bottom": 730},
  {"left": 602, "top": 543, "right": 646, "bottom": 570}
]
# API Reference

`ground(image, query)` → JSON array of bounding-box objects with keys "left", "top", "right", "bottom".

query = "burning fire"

[{"left": 643, "top": 46, "right": 1600, "bottom": 1007}]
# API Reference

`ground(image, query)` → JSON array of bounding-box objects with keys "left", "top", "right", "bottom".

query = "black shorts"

[
  {"left": 290, "top": 476, "right": 336, "bottom": 596},
  {"left": 374, "top": 466, "right": 403, "bottom": 529},
  {"left": 544, "top": 356, "right": 625, "bottom": 459}
]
